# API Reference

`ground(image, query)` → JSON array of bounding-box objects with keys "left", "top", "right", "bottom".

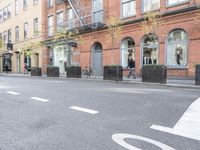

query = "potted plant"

[
  {"left": 47, "top": 65, "right": 59, "bottom": 77},
  {"left": 103, "top": 65, "right": 123, "bottom": 81},
  {"left": 195, "top": 64, "right": 200, "bottom": 85},
  {"left": 142, "top": 64, "right": 167, "bottom": 84},
  {"left": 66, "top": 65, "right": 81, "bottom": 78}
]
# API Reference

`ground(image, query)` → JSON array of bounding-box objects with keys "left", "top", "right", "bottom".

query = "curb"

[{"left": 0, "top": 73, "right": 199, "bottom": 90}]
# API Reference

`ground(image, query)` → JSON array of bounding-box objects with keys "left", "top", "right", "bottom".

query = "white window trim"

[{"left": 121, "top": 0, "right": 136, "bottom": 19}]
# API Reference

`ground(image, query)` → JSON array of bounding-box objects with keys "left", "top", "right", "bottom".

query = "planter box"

[
  {"left": 47, "top": 66, "right": 59, "bottom": 77},
  {"left": 31, "top": 67, "right": 42, "bottom": 76},
  {"left": 103, "top": 65, "right": 123, "bottom": 81},
  {"left": 142, "top": 65, "right": 167, "bottom": 84},
  {"left": 66, "top": 66, "right": 81, "bottom": 78},
  {"left": 195, "top": 65, "right": 200, "bottom": 86}
]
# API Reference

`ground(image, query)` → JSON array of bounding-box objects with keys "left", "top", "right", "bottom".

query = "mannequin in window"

[
  {"left": 151, "top": 48, "right": 157, "bottom": 64},
  {"left": 176, "top": 45, "right": 183, "bottom": 65}
]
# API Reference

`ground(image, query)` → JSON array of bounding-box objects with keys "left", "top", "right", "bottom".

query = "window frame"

[
  {"left": 33, "top": 17, "right": 39, "bottom": 36},
  {"left": 48, "top": 15, "right": 54, "bottom": 37},
  {"left": 15, "top": 0, "right": 19, "bottom": 15},
  {"left": 166, "top": 0, "right": 190, "bottom": 7},
  {"left": 15, "top": 26, "right": 19, "bottom": 42},
  {"left": 166, "top": 29, "right": 188, "bottom": 68},
  {"left": 92, "top": 0, "right": 104, "bottom": 23},
  {"left": 24, "top": 22, "right": 28, "bottom": 39},
  {"left": 121, "top": 0, "right": 136, "bottom": 19},
  {"left": 142, "top": 0, "right": 160, "bottom": 13}
]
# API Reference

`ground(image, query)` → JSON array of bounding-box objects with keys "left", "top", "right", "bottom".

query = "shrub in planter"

[
  {"left": 66, "top": 66, "right": 81, "bottom": 78},
  {"left": 31, "top": 67, "right": 42, "bottom": 76},
  {"left": 47, "top": 66, "right": 59, "bottom": 77},
  {"left": 195, "top": 64, "right": 200, "bottom": 86},
  {"left": 103, "top": 65, "right": 123, "bottom": 81},
  {"left": 142, "top": 65, "right": 167, "bottom": 84}
]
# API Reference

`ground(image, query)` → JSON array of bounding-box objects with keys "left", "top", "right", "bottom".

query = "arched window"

[
  {"left": 142, "top": 34, "right": 159, "bottom": 65},
  {"left": 167, "top": 29, "right": 188, "bottom": 67},
  {"left": 121, "top": 37, "right": 135, "bottom": 68}
]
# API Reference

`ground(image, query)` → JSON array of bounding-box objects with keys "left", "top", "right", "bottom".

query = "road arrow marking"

[
  {"left": 30, "top": 97, "right": 49, "bottom": 102},
  {"left": 150, "top": 97, "right": 200, "bottom": 141},
  {"left": 6, "top": 91, "right": 20, "bottom": 95},
  {"left": 69, "top": 106, "right": 99, "bottom": 114}
]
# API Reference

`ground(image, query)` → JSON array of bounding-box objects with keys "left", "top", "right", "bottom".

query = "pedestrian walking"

[
  {"left": 4, "top": 64, "right": 8, "bottom": 74},
  {"left": 23, "top": 63, "right": 28, "bottom": 74},
  {"left": 127, "top": 58, "right": 136, "bottom": 79}
]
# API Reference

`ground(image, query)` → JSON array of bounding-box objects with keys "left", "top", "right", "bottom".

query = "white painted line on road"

[
  {"left": 6, "top": 91, "right": 20, "bottom": 95},
  {"left": 150, "top": 97, "right": 200, "bottom": 141},
  {"left": 150, "top": 125, "right": 200, "bottom": 142},
  {"left": 69, "top": 106, "right": 99, "bottom": 114},
  {"left": 112, "top": 133, "right": 175, "bottom": 150},
  {"left": 30, "top": 97, "right": 49, "bottom": 102}
]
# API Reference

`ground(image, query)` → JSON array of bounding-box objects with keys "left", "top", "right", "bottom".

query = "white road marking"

[
  {"left": 30, "top": 97, "right": 49, "bottom": 102},
  {"left": 112, "top": 133, "right": 175, "bottom": 150},
  {"left": 151, "top": 97, "right": 200, "bottom": 141},
  {"left": 107, "top": 88, "right": 148, "bottom": 94},
  {"left": 6, "top": 91, "right": 20, "bottom": 95},
  {"left": 69, "top": 106, "right": 99, "bottom": 114}
]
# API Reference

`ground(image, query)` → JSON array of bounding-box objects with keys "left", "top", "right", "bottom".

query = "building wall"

[
  {"left": 41, "top": 0, "right": 200, "bottom": 77},
  {"left": 0, "top": 0, "right": 44, "bottom": 73}
]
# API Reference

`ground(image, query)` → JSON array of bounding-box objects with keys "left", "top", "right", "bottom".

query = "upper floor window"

[
  {"left": 3, "top": 31, "right": 7, "bottom": 45},
  {"left": 24, "top": 22, "right": 28, "bottom": 39},
  {"left": 23, "top": 0, "right": 28, "bottom": 10},
  {"left": 56, "top": 11, "right": 64, "bottom": 31},
  {"left": 33, "top": 17, "right": 39, "bottom": 36},
  {"left": 167, "top": 0, "right": 188, "bottom": 6},
  {"left": 15, "top": 26, "right": 19, "bottom": 42},
  {"left": 3, "top": 7, "right": 7, "bottom": 20},
  {"left": 93, "top": 0, "right": 103, "bottom": 23},
  {"left": 33, "top": 0, "right": 38, "bottom": 5},
  {"left": 8, "top": 29, "right": 11, "bottom": 43},
  {"left": 15, "top": 0, "right": 19, "bottom": 15},
  {"left": 48, "top": 0, "right": 53, "bottom": 7},
  {"left": 48, "top": 15, "right": 54, "bottom": 36},
  {"left": 121, "top": 0, "right": 136, "bottom": 18},
  {"left": 0, "top": 10, "right": 3, "bottom": 22},
  {"left": 67, "top": 8, "right": 75, "bottom": 29},
  {"left": 7, "top": 4, "right": 11, "bottom": 18},
  {"left": 143, "top": 0, "right": 160, "bottom": 12},
  {"left": 56, "top": 0, "right": 64, "bottom": 3}
]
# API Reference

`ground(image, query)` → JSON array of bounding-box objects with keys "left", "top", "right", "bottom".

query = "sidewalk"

[{"left": 0, "top": 72, "right": 199, "bottom": 89}]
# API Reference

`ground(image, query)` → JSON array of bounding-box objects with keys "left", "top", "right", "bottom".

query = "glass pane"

[
  {"left": 167, "top": 30, "right": 188, "bottom": 66},
  {"left": 93, "top": 0, "right": 103, "bottom": 12},
  {"left": 93, "top": 11, "right": 103, "bottom": 23}
]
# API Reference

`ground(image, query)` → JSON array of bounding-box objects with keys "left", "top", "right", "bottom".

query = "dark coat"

[{"left": 127, "top": 59, "right": 135, "bottom": 68}]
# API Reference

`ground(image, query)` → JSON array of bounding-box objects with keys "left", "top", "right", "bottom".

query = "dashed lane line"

[
  {"left": 30, "top": 97, "right": 50, "bottom": 102},
  {"left": 69, "top": 106, "right": 99, "bottom": 114},
  {"left": 6, "top": 91, "right": 20, "bottom": 95}
]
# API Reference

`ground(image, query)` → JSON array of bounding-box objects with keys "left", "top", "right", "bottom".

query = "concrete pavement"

[{"left": 0, "top": 72, "right": 199, "bottom": 89}]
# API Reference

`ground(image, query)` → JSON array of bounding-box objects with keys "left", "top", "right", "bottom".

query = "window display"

[
  {"left": 121, "top": 37, "right": 135, "bottom": 68},
  {"left": 167, "top": 30, "right": 188, "bottom": 67},
  {"left": 142, "top": 34, "right": 159, "bottom": 65}
]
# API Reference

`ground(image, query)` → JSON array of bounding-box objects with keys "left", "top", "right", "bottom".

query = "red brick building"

[{"left": 43, "top": 0, "right": 200, "bottom": 77}]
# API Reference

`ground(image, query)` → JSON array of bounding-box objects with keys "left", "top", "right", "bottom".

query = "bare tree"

[{"left": 106, "top": 17, "right": 122, "bottom": 64}]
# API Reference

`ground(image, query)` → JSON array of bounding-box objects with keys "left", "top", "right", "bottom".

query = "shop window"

[
  {"left": 167, "top": 29, "right": 188, "bottom": 67},
  {"left": 121, "top": 37, "right": 135, "bottom": 68},
  {"left": 142, "top": 34, "right": 159, "bottom": 65}
]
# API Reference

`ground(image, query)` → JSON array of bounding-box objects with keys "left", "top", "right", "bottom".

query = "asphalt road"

[{"left": 0, "top": 76, "right": 200, "bottom": 150}]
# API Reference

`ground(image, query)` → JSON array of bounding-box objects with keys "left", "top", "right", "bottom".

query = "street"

[{"left": 0, "top": 76, "right": 200, "bottom": 150}]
